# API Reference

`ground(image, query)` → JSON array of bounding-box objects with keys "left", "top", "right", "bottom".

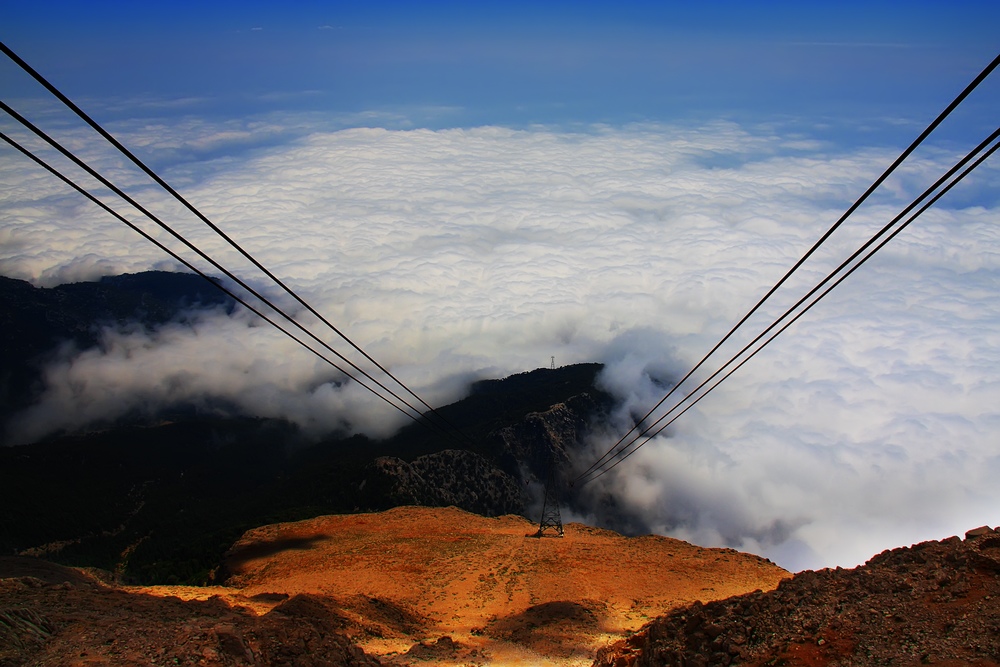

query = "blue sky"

[{"left": 4, "top": 1, "right": 999, "bottom": 136}]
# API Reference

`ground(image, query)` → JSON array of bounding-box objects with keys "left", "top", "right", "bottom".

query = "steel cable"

[
  {"left": 0, "top": 109, "right": 467, "bottom": 445},
  {"left": 575, "top": 52, "right": 1000, "bottom": 484},
  {"left": 0, "top": 40, "right": 472, "bottom": 446},
  {"left": 577, "top": 129, "right": 1000, "bottom": 486}
]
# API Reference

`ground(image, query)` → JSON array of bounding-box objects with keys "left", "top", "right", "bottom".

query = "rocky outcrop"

[
  {"left": 0, "top": 572, "right": 380, "bottom": 667},
  {"left": 495, "top": 392, "right": 606, "bottom": 482},
  {"left": 594, "top": 526, "right": 1000, "bottom": 667},
  {"left": 362, "top": 449, "right": 523, "bottom": 516},
  {"left": 362, "top": 391, "right": 608, "bottom": 518}
]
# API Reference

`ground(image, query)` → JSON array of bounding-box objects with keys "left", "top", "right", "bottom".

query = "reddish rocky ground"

[
  {"left": 222, "top": 506, "right": 787, "bottom": 665},
  {"left": 11, "top": 508, "right": 996, "bottom": 667},
  {"left": 0, "top": 506, "right": 787, "bottom": 666},
  {"left": 595, "top": 526, "right": 1000, "bottom": 667},
  {"left": 0, "top": 559, "right": 378, "bottom": 667}
]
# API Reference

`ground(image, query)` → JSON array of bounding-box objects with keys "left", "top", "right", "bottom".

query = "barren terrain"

[
  {"left": 223, "top": 506, "right": 787, "bottom": 664},
  {"left": 0, "top": 506, "right": 788, "bottom": 666},
  {"left": 596, "top": 525, "right": 1000, "bottom": 667}
]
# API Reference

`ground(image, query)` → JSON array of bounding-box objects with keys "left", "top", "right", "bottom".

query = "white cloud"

[{"left": 1, "top": 117, "right": 998, "bottom": 571}]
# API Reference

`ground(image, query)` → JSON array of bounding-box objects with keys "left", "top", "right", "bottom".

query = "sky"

[{"left": 1, "top": 1, "right": 999, "bottom": 572}]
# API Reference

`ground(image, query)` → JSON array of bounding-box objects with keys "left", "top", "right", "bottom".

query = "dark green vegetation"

[{"left": 0, "top": 272, "right": 609, "bottom": 585}]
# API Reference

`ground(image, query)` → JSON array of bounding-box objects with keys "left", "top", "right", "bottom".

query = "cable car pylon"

[{"left": 533, "top": 466, "right": 564, "bottom": 538}]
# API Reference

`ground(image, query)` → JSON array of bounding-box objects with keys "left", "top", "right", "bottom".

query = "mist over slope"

[
  {"left": 2, "top": 119, "right": 999, "bottom": 572},
  {"left": 1, "top": 294, "right": 612, "bottom": 586},
  {"left": 0, "top": 271, "right": 233, "bottom": 436}
]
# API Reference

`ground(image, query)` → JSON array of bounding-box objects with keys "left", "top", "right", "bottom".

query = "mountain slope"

[
  {"left": 0, "top": 506, "right": 790, "bottom": 667},
  {"left": 1, "top": 364, "right": 610, "bottom": 585},
  {"left": 0, "top": 270, "right": 618, "bottom": 588},
  {"left": 0, "top": 271, "right": 233, "bottom": 434},
  {"left": 0, "top": 557, "right": 379, "bottom": 667},
  {"left": 595, "top": 525, "right": 1000, "bottom": 667}
]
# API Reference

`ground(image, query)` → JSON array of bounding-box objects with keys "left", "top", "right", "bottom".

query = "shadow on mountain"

[
  {"left": 0, "top": 556, "right": 100, "bottom": 586},
  {"left": 485, "top": 600, "right": 608, "bottom": 658},
  {"left": 224, "top": 534, "right": 330, "bottom": 569},
  {"left": 338, "top": 594, "right": 427, "bottom": 637}
]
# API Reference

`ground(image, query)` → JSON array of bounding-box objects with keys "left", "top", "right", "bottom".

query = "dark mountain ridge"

[
  {"left": 1, "top": 271, "right": 614, "bottom": 585},
  {"left": 1, "top": 365, "right": 609, "bottom": 585},
  {"left": 0, "top": 271, "right": 233, "bottom": 434}
]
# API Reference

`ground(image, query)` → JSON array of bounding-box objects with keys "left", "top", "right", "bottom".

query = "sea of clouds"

[{"left": 1, "top": 115, "right": 998, "bottom": 571}]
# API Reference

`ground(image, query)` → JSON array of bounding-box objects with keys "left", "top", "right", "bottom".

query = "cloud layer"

[{"left": 1, "top": 117, "right": 999, "bottom": 571}]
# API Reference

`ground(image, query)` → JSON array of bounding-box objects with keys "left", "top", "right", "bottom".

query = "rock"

[
  {"left": 363, "top": 449, "right": 523, "bottom": 516},
  {"left": 0, "top": 577, "right": 381, "bottom": 667},
  {"left": 403, "top": 635, "right": 461, "bottom": 660},
  {"left": 965, "top": 526, "right": 995, "bottom": 540},
  {"left": 594, "top": 529, "right": 1000, "bottom": 667},
  {"left": 494, "top": 394, "right": 605, "bottom": 481}
]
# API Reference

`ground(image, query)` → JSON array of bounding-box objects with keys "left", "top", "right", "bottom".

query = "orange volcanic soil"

[
  {"left": 0, "top": 506, "right": 789, "bottom": 666},
  {"left": 222, "top": 506, "right": 789, "bottom": 664}
]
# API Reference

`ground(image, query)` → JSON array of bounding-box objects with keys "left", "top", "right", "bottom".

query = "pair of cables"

[
  {"left": 574, "top": 52, "right": 1000, "bottom": 487},
  {"left": 0, "top": 41, "right": 473, "bottom": 448}
]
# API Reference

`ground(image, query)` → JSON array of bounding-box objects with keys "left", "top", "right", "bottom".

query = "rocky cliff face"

[
  {"left": 494, "top": 392, "right": 605, "bottom": 483},
  {"left": 363, "top": 449, "right": 523, "bottom": 516},
  {"left": 594, "top": 525, "right": 1000, "bottom": 667},
  {"left": 363, "top": 391, "right": 608, "bottom": 518}
]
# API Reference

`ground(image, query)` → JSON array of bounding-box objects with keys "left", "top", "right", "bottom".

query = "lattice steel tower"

[{"left": 533, "top": 468, "right": 564, "bottom": 537}]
